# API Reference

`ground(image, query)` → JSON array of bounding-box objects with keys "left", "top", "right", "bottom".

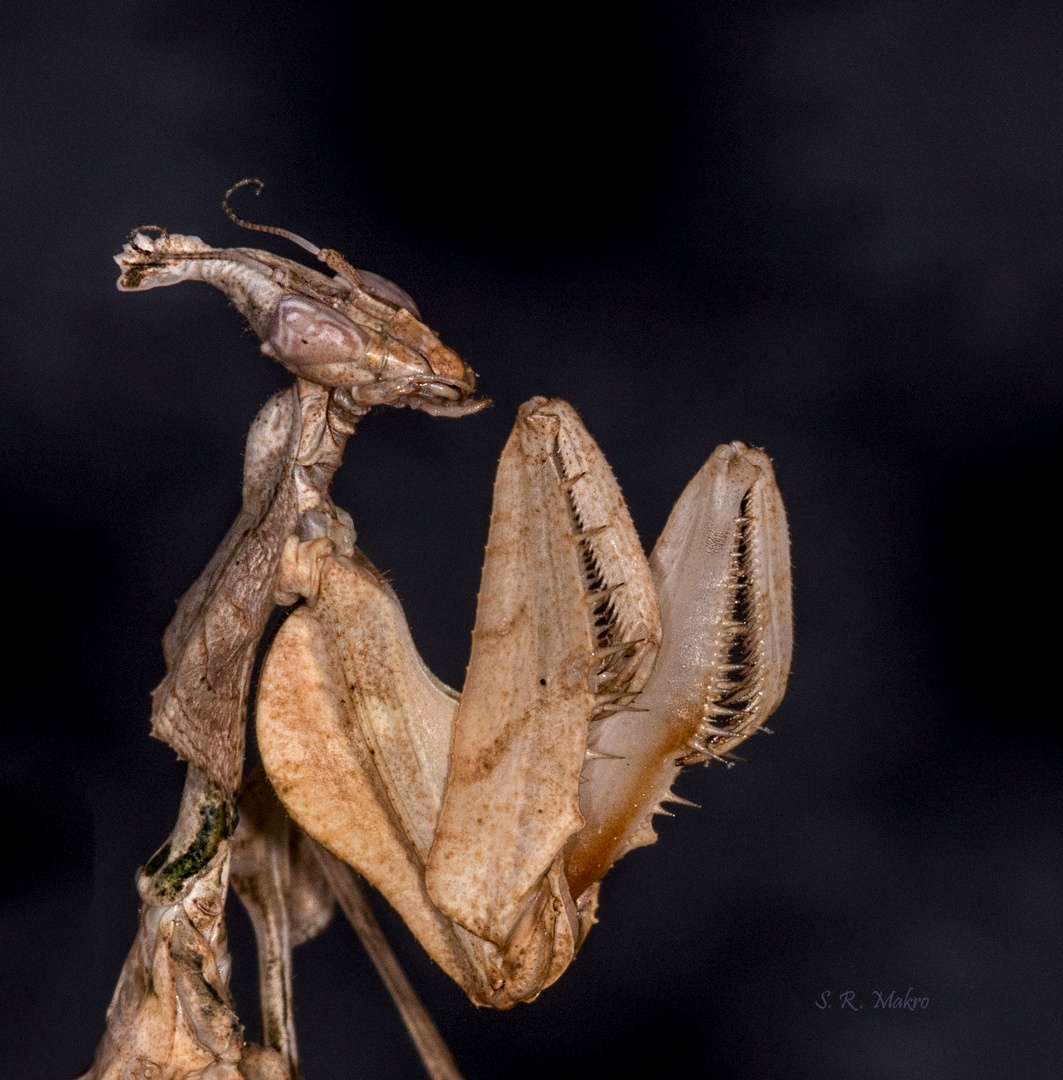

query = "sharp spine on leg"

[
  {"left": 584, "top": 747, "right": 623, "bottom": 762},
  {"left": 592, "top": 639, "right": 642, "bottom": 661},
  {"left": 663, "top": 794, "right": 700, "bottom": 809},
  {"left": 698, "top": 723, "right": 738, "bottom": 738}
]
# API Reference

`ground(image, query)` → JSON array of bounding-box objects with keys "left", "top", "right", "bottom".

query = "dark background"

[{"left": 1, "top": 2, "right": 1060, "bottom": 1078}]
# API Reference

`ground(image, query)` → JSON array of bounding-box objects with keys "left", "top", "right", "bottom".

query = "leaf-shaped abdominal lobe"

[{"left": 565, "top": 443, "right": 792, "bottom": 900}]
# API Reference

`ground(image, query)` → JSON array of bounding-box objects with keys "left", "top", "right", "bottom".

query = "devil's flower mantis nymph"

[{"left": 80, "top": 183, "right": 792, "bottom": 1080}]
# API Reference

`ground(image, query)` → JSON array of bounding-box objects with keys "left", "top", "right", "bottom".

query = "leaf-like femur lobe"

[{"left": 257, "top": 552, "right": 498, "bottom": 1001}]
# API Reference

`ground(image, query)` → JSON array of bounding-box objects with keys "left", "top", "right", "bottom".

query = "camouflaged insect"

[{"left": 79, "top": 185, "right": 792, "bottom": 1080}]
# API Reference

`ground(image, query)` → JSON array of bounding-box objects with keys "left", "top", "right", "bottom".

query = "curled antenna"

[
  {"left": 222, "top": 178, "right": 322, "bottom": 256},
  {"left": 126, "top": 225, "right": 169, "bottom": 252}
]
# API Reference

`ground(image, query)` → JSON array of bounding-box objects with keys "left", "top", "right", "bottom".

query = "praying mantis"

[{"left": 79, "top": 182, "right": 792, "bottom": 1080}]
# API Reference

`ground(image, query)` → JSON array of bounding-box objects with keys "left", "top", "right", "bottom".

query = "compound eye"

[
  {"left": 268, "top": 296, "right": 370, "bottom": 371},
  {"left": 355, "top": 270, "right": 422, "bottom": 320}
]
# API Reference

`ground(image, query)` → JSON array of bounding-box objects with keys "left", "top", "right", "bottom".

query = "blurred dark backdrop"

[{"left": 1, "top": 2, "right": 1060, "bottom": 1078}]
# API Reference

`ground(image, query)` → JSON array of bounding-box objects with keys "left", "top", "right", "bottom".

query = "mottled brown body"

[{"left": 83, "top": 205, "right": 792, "bottom": 1079}]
